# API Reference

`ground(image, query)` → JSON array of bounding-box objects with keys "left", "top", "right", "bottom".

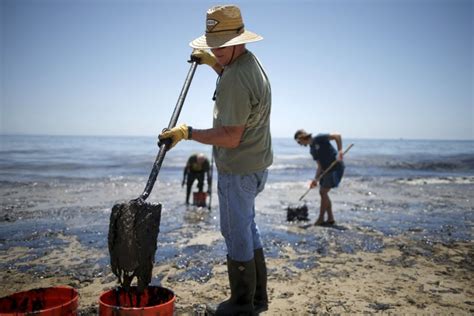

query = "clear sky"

[{"left": 1, "top": 0, "right": 473, "bottom": 140}]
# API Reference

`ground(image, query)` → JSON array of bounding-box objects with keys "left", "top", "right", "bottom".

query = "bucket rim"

[{"left": 99, "top": 286, "right": 175, "bottom": 311}]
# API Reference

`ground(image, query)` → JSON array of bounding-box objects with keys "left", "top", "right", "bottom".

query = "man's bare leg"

[{"left": 315, "top": 187, "right": 331, "bottom": 225}]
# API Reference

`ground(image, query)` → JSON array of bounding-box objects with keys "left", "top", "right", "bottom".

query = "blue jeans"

[{"left": 218, "top": 170, "right": 268, "bottom": 262}]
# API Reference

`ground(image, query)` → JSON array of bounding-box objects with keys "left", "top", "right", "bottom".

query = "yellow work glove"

[
  {"left": 191, "top": 49, "right": 218, "bottom": 68},
  {"left": 158, "top": 124, "right": 189, "bottom": 150}
]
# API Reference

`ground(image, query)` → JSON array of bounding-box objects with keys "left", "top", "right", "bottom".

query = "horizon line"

[{"left": 1, "top": 133, "right": 473, "bottom": 142}]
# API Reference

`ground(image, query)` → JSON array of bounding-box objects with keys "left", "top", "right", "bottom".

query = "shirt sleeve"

[{"left": 314, "top": 133, "right": 330, "bottom": 143}]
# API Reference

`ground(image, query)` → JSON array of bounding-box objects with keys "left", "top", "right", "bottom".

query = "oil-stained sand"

[{"left": 0, "top": 176, "right": 473, "bottom": 314}]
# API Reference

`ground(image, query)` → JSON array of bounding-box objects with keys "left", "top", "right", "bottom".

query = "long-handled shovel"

[
  {"left": 207, "top": 150, "right": 214, "bottom": 210},
  {"left": 298, "top": 143, "right": 354, "bottom": 201},
  {"left": 108, "top": 60, "right": 198, "bottom": 293}
]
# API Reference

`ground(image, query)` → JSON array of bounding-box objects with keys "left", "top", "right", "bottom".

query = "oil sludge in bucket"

[{"left": 99, "top": 286, "right": 175, "bottom": 316}]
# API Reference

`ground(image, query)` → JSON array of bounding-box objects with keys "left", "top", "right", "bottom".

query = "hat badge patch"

[{"left": 206, "top": 19, "right": 219, "bottom": 32}]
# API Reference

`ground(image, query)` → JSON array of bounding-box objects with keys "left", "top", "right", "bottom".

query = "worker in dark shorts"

[
  {"left": 294, "top": 129, "right": 345, "bottom": 226},
  {"left": 183, "top": 153, "right": 211, "bottom": 205}
]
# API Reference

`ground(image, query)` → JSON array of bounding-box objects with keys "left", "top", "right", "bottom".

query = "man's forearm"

[
  {"left": 335, "top": 135, "right": 342, "bottom": 151},
  {"left": 315, "top": 168, "right": 322, "bottom": 179},
  {"left": 191, "top": 126, "right": 244, "bottom": 148},
  {"left": 329, "top": 133, "right": 343, "bottom": 151}
]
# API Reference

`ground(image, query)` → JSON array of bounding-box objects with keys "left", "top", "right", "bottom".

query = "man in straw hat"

[
  {"left": 158, "top": 4, "right": 272, "bottom": 315},
  {"left": 294, "top": 129, "right": 345, "bottom": 226}
]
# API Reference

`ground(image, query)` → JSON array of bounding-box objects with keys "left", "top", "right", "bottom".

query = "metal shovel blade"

[{"left": 108, "top": 198, "right": 162, "bottom": 293}]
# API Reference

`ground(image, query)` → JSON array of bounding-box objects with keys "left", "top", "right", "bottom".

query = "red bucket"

[
  {"left": 99, "top": 286, "right": 175, "bottom": 316},
  {"left": 193, "top": 192, "right": 207, "bottom": 207},
  {"left": 0, "top": 286, "right": 78, "bottom": 316}
]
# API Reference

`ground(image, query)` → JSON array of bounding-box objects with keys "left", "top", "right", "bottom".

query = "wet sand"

[{"left": 0, "top": 176, "right": 473, "bottom": 314}]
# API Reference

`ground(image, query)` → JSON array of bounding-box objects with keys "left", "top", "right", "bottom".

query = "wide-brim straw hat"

[{"left": 190, "top": 4, "right": 263, "bottom": 49}]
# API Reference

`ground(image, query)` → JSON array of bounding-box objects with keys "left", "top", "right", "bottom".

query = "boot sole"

[{"left": 254, "top": 304, "right": 268, "bottom": 314}]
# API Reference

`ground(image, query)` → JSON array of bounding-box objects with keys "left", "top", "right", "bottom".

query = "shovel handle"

[
  {"left": 139, "top": 61, "right": 198, "bottom": 201},
  {"left": 207, "top": 149, "right": 214, "bottom": 210},
  {"left": 298, "top": 143, "right": 354, "bottom": 201}
]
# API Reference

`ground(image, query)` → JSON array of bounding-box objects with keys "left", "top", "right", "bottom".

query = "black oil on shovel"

[{"left": 108, "top": 60, "right": 198, "bottom": 293}]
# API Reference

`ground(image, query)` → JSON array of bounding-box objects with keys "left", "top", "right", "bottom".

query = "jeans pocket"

[{"left": 240, "top": 174, "right": 257, "bottom": 195}]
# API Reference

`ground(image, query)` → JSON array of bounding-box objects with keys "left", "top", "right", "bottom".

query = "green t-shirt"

[{"left": 213, "top": 50, "right": 273, "bottom": 174}]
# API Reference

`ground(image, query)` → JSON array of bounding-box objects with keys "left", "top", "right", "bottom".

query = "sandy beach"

[{"left": 1, "top": 175, "right": 473, "bottom": 314}]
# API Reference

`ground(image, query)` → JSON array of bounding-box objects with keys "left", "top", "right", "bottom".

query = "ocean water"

[
  {"left": 1, "top": 135, "right": 473, "bottom": 281},
  {"left": 1, "top": 135, "right": 473, "bottom": 183}
]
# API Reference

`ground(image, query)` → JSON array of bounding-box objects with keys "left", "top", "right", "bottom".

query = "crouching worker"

[
  {"left": 183, "top": 153, "right": 211, "bottom": 205},
  {"left": 295, "top": 129, "right": 345, "bottom": 226},
  {"left": 158, "top": 5, "right": 272, "bottom": 315}
]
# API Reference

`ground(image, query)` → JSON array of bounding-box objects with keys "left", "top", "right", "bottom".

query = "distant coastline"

[{"left": 1, "top": 133, "right": 474, "bottom": 142}]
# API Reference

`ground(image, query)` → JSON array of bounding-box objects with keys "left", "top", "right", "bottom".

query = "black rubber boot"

[
  {"left": 253, "top": 248, "right": 268, "bottom": 314},
  {"left": 207, "top": 257, "right": 257, "bottom": 316}
]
